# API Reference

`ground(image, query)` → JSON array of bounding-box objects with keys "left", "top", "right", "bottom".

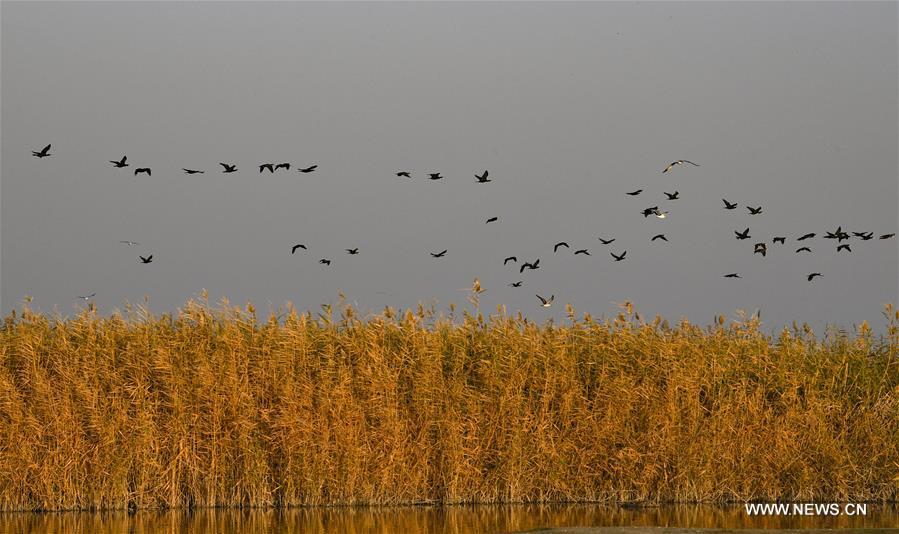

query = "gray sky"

[{"left": 2, "top": 1, "right": 897, "bottom": 332}]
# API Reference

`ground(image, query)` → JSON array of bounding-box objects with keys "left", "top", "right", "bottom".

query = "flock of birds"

[{"left": 29, "top": 144, "right": 897, "bottom": 309}]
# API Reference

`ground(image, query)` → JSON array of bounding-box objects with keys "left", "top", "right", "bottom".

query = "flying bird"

[
  {"left": 574, "top": 249, "right": 590, "bottom": 255},
  {"left": 119, "top": 240, "right": 140, "bottom": 246},
  {"left": 651, "top": 234, "right": 667, "bottom": 242},
  {"left": 520, "top": 259, "right": 540, "bottom": 273},
  {"left": 664, "top": 191, "right": 679, "bottom": 200},
  {"left": 396, "top": 171, "right": 411, "bottom": 178},
  {"left": 259, "top": 163, "right": 275, "bottom": 173},
  {"left": 428, "top": 173, "right": 443, "bottom": 180},
  {"left": 837, "top": 244, "right": 851, "bottom": 252},
  {"left": 182, "top": 168, "right": 204, "bottom": 174},
  {"left": 298, "top": 165, "right": 318, "bottom": 173},
  {"left": 554, "top": 242, "right": 570, "bottom": 253},
  {"left": 807, "top": 272, "right": 822, "bottom": 282},
  {"left": 504, "top": 256, "right": 517, "bottom": 265},
  {"left": 275, "top": 163, "right": 291, "bottom": 171},
  {"left": 486, "top": 217, "right": 498, "bottom": 224},
  {"left": 110, "top": 155, "right": 128, "bottom": 168},
  {"left": 754, "top": 243, "right": 767, "bottom": 257},
  {"left": 291, "top": 244, "right": 307, "bottom": 254},
  {"left": 134, "top": 168, "right": 151, "bottom": 176},
  {"left": 319, "top": 259, "right": 331, "bottom": 265},
  {"left": 724, "top": 273, "right": 741, "bottom": 278},
  {"left": 536, "top": 294, "right": 554, "bottom": 308},
  {"left": 773, "top": 237, "right": 786, "bottom": 244},
  {"left": 880, "top": 233, "right": 896, "bottom": 239},
  {"left": 857, "top": 232, "right": 874, "bottom": 241},
  {"left": 735, "top": 228, "right": 751, "bottom": 240},
  {"left": 796, "top": 247, "right": 812, "bottom": 253},
  {"left": 77, "top": 293, "right": 96, "bottom": 301},
  {"left": 598, "top": 237, "right": 616, "bottom": 245},
  {"left": 611, "top": 251, "right": 627, "bottom": 262},
  {"left": 797, "top": 233, "right": 816, "bottom": 241},
  {"left": 509, "top": 281, "right": 523, "bottom": 287},
  {"left": 32, "top": 144, "right": 51, "bottom": 158},
  {"left": 139, "top": 255, "right": 153, "bottom": 264},
  {"left": 747, "top": 206, "right": 763, "bottom": 215},
  {"left": 346, "top": 248, "right": 359, "bottom": 255},
  {"left": 431, "top": 250, "right": 447, "bottom": 258},
  {"left": 642, "top": 206, "right": 660, "bottom": 218},
  {"left": 627, "top": 189, "right": 643, "bottom": 196},
  {"left": 662, "top": 160, "right": 699, "bottom": 173},
  {"left": 475, "top": 171, "right": 491, "bottom": 183},
  {"left": 220, "top": 163, "right": 237, "bottom": 173},
  {"left": 655, "top": 211, "right": 669, "bottom": 219},
  {"left": 722, "top": 199, "right": 738, "bottom": 210}
]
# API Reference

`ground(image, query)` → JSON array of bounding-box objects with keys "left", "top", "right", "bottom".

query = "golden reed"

[{"left": 1, "top": 294, "right": 897, "bottom": 511}]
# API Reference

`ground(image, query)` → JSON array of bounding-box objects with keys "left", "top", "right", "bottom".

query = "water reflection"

[{"left": 2, "top": 504, "right": 897, "bottom": 533}]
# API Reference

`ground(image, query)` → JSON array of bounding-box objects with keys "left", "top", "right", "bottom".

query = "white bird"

[
  {"left": 77, "top": 293, "right": 96, "bottom": 301},
  {"left": 119, "top": 240, "right": 140, "bottom": 246},
  {"left": 537, "top": 294, "right": 554, "bottom": 307},
  {"left": 662, "top": 160, "right": 699, "bottom": 173}
]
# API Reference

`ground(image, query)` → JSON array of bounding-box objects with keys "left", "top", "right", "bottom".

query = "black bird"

[
  {"left": 486, "top": 217, "right": 498, "bottom": 224},
  {"left": 773, "top": 237, "right": 786, "bottom": 244},
  {"left": 797, "top": 233, "right": 816, "bottom": 241},
  {"left": 431, "top": 250, "right": 447, "bottom": 258},
  {"left": 134, "top": 168, "right": 151, "bottom": 176},
  {"left": 32, "top": 144, "right": 51, "bottom": 158},
  {"left": 724, "top": 273, "right": 741, "bottom": 278},
  {"left": 662, "top": 160, "right": 700, "bottom": 173},
  {"left": 520, "top": 259, "right": 540, "bottom": 273},
  {"left": 747, "top": 206, "right": 763, "bottom": 215},
  {"left": 110, "top": 155, "right": 128, "bottom": 168},
  {"left": 77, "top": 292, "right": 96, "bottom": 301},
  {"left": 824, "top": 226, "right": 848, "bottom": 241},
  {"left": 857, "top": 232, "right": 874, "bottom": 241},
  {"left": 346, "top": 248, "right": 359, "bottom": 255},
  {"left": 837, "top": 244, "right": 851, "bottom": 252},
  {"left": 509, "top": 281, "right": 523, "bottom": 287},
  {"left": 735, "top": 228, "right": 751, "bottom": 240},
  {"left": 259, "top": 163, "right": 275, "bottom": 173},
  {"left": 139, "top": 255, "right": 153, "bottom": 264},
  {"left": 537, "top": 294, "right": 554, "bottom": 308},
  {"left": 220, "top": 163, "right": 237, "bottom": 173},
  {"left": 320, "top": 259, "right": 331, "bottom": 265},
  {"left": 611, "top": 251, "right": 626, "bottom": 262},
  {"left": 642, "top": 206, "right": 660, "bottom": 218},
  {"left": 554, "top": 242, "right": 570, "bottom": 253},
  {"left": 651, "top": 234, "right": 667, "bottom": 242},
  {"left": 722, "top": 199, "right": 737, "bottom": 210},
  {"left": 796, "top": 247, "right": 812, "bottom": 253},
  {"left": 664, "top": 191, "right": 679, "bottom": 200},
  {"left": 275, "top": 163, "right": 291, "bottom": 171},
  {"left": 428, "top": 173, "right": 443, "bottom": 180},
  {"left": 852, "top": 231, "right": 869, "bottom": 238},
  {"left": 504, "top": 256, "right": 517, "bottom": 265},
  {"left": 298, "top": 165, "right": 318, "bottom": 173},
  {"left": 475, "top": 171, "right": 491, "bottom": 183},
  {"left": 807, "top": 272, "right": 822, "bottom": 282},
  {"left": 396, "top": 171, "right": 411, "bottom": 178},
  {"left": 626, "top": 189, "right": 643, "bottom": 196},
  {"left": 881, "top": 233, "right": 896, "bottom": 239},
  {"left": 291, "top": 244, "right": 307, "bottom": 254},
  {"left": 182, "top": 168, "right": 204, "bottom": 174},
  {"left": 754, "top": 243, "right": 767, "bottom": 257},
  {"left": 574, "top": 249, "right": 590, "bottom": 255}
]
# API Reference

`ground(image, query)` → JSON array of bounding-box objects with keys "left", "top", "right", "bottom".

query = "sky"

[{"left": 2, "top": 1, "right": 897, "bottom": 333}]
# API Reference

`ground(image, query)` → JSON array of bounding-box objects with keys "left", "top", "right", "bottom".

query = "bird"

[
  {"left": 837, "top": 244, "right": 851, "bottom": 252},
  {"left": 431, "top": 250, "right": 447, "bottom": 258},
  {"left": 724, "top": 273, "right": 741, "bottom": 278},
  {"left": 747, "top": 206, "right": 763, "bottom": 215},
  {"left": 536, "top": 294, "right": 554, "bottom": 307},
  {"left": 797, "top": 233, "right": 816, "bottom": 241},
  {"left": 651, "top": 234, "right": 667, "bottom": 242},
  {"left": 599, "top": 237, "right": 616, "bottom": 245},
  {"left": 655, "top": 211, "right": 669, "bottom": 219},
  {"left": 554, "top": 242, "right": 570, "bottom": 253},
  {"left": 319, "top": 259, "right": 331, "bottom": 265},
  {"left": 754, "top": 243, "right": 767, "bottom": 257},
  {"left": 626, "top": 189, "right": 643, "bottom": 196},
  {"left": 396, "top": 171, "right": 411, "bottom": 178},
  {"left": 298, "top": 165, "right": 318, "bottom": 173},
  {"left": 723, "top": 199, "right": 738, "bottom": 210},
  {"left": 134, "top": 168, "right": 151, "bottom": 176},
  {"left": 428, "top": 173, "right": 442, "bottom": 180},
  {"left": 486, "top": 217, "right": 498, "bottom": 224},
  {"left": 611, "top": 251, "right": 626, "bottom": 262},
  {"left": 77, "top": 292, "right": 96, "bottom": 301},
  {"left": 509, "top": 281, "right": 523, "bottom": 287},
  {"left": 346, "top": 248, "right": 359, "bottom": 255},
  {"left": 520, "top": 259, "right": 540, "bottom": 273},
  {"left": 139, "top": 255, "right": 153, "bottom": 264},
  {"left": 275, "top": 163, "right": 290, "bottom": 171},
  {"left": 796, "top": 247, "right": 812, "bottom": 253},
  {"left": 259, "top": 163, "right": 275, "bottom": 173},
  {"left": 504, "top": 256, "right": 517, "bottom": 265},
  {"left": 291, "top": 244, "right": 307, "bottom": 254},
  {"left": 664, "top": 191, "right": 679, "bottom": 200},
  {"left": 220, "top": 163, "right": 237, "bottom": 173},
  {"left": 773, "top": 237, "right": 786, "bottom": 244},
  {"left": 662, "top": 160, "right": 699, "bottom": 173},
  {"left": 880, "top": 233, "right": 896, "bottom": 239},
  {"left": 735, "top": 228, "right": 751, "bottom": 240},
  {"left": 807, "top": 272, "right": 822, "bottom": 282},
  {"left": 182, "top": 168, "right": 204, "bottom": 174},
  {"left": 110, "top": 155, "right": 128, "bottom": 168},
  {"left": 574, "top": 249, "right": 590, "bottom": 255},
  {"left": 119, "top": 240, "right": 140, "bottom": 246},
  {"left": 642, "top": 206, "right": 660, "bottom": 218},
  {"left": 857, "top": 232, "right": 874, "bottom": 241},
  {"left": 475, "top": 171, "right": 491, "bottom": 183},
  {"left": 32, "top": 144, "right": 52, "bottom": 158}
]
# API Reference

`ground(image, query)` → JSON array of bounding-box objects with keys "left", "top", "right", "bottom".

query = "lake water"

[{"left": 1, "top": 504, "right": 897, "bottom": 533}]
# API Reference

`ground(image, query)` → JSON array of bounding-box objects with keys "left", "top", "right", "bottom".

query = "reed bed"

[{"left": 1, "top": 295, "right": 898, "bottom": 511}]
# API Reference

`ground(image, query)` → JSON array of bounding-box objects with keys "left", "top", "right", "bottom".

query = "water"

[{"left": 1, "top": 504, "right": 897, "bottom": 533}]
